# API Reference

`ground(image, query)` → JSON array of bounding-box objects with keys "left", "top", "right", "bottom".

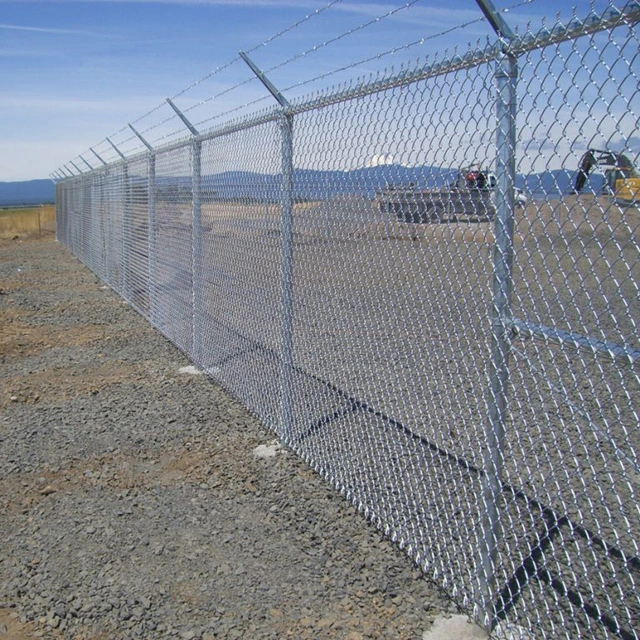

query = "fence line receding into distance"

[{"left": 54, "top": 2, "right": 640, "bottom": 638}]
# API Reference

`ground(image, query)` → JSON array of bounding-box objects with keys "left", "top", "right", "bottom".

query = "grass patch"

[
  {"left": 0, "top": 205, "right": 56, "bottom": 238},
  {"left": 0, "top": 205, "right": 53, "bottom": 218}
]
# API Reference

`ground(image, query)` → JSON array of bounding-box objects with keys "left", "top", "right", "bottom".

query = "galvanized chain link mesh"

[{"left": 55, "top": 5, "right": 639, "bottom": 638}]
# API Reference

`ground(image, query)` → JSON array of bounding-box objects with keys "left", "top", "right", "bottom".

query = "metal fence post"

[
  {"left": 280, "top": 111, "right": 294, "bottom": 442},
  {"left": 106, "top": 138, "right": 129, "bottom": 297},
  {"left": 99, "top": 168, "right": 110, "bottom": 286},
  {"left": 128, "top": 124, "right": 155, "bottom": 315},
  {"left": 166, "top": 97, "right": 202, "bottom": 361},
  {"left": 148, "top": 152, "right": 157, "bottom": 323},
  {"left": 192, "top": 138, "right": 202, "bottom": 361},
  {"left": 480, "top": 49, "right": 518, "bottom": 628},
  {"left": 97, "top": 170, "right": 107, "bottom": 281},
  {"left": 96, "top": 167, "right": 107, "bottom": 279},
  {"left": 239, "top": 50, "right": 294, "bottom": 442},
  {"left": 472, "top": 2, "right": 518, "bottom": 627},
  {"left": 55, "top": 182, "right": 61, "bottom": 241},
  {"left": 122, "top": 162, "right": 132, "bottom": 302}
]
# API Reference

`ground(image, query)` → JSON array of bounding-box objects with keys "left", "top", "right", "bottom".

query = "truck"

[{"left": 375, "top": 165, "right": 526, "bottom": 223}]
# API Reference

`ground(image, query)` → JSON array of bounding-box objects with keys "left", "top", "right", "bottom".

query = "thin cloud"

[
  {"left": 0, "top": 95, "right": 166, "bottom": 113},
  {"left": 0, "top": 23, "right": 105, "bottom": 36},
  {"left": 0, "top": 48, "right": 64, "bottom": 57}
]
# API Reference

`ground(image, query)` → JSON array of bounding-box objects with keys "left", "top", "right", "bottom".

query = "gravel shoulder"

[{"left": 0, "top": 236, "right": 455, "bottom": 640}]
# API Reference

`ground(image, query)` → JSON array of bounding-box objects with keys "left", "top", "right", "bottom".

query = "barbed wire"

[
  {"left": 59, "top": 0, "right": 344, "bottom": 170},
  {"left": 187, "top": 0, "right": 428, "bottom": 129},
  {"left": 280, "top": 0, "right": 535, "bottom": 96},
  {"left": 263, "top": 0, "right": 424, "bottom": 78},
  {"left": 123, "top": 0, "right": 345, "bottom": 136},
  {"left": 56, "top": 0, "right": 540, "bottom": 172},
  {"left": 192, "top": 0, "right": 536, "bottom": 131},
  {"left": 172, "top": 0, "right": 342, "bottom": 100},
  {"left": 193, "top": 93, "right": 272, "bottom": 132},
  {"left": 181, "top": 75, "right": 260, "bottom": 117}
]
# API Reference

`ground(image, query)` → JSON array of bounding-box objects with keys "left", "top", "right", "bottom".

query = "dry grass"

[{"left": 0, "top": 205, "right": 55, "bottom": 239}]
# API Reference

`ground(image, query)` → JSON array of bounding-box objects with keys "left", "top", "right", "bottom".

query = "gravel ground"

[{"left": 0, "top": 234, "right": 457, "bottom": 640}]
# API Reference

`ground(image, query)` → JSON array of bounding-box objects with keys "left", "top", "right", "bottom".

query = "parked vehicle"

[
  {"left": 376, "top": 165, "right": 526, "bottom": 223},
  {"left": 574, "top": 148, "right": 640, "bottom": 204}
]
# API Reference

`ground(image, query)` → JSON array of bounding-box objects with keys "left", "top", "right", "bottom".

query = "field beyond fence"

[{"left": 0, "top": 205, "right": 56, "bottom": 240}]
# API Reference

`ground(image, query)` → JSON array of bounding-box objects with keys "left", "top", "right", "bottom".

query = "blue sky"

[{"left": 0, "top": 0, "right": 632, "bottom": 181}]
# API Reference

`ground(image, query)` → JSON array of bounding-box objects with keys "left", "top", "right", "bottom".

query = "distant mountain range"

[
  {"left": 0, "top": 179, "right": 55, "bottom": 206},
  {"left": 152, "top": 165, "right": 590, "bottom": 201},
  {"left": 0, "top": 166, "right": 599, "bottom": 206}
]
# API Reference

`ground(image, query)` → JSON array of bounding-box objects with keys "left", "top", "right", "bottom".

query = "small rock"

[
  {"left": 178, "top": 365, "right": 203, "bottom": 375},
  {"left": 253, "top": 440, "right": 281, "bottom": 459},
  {"left": 53, "top": 605, "right": 66, "bottom": 619},
  {"left": 47, "top": 616, "right": 60, "bottom": 629},
  {"left": 422, "top": 615, "right": 487, "bottom": 639}
]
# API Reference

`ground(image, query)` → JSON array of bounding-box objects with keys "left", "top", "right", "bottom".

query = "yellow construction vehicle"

[{"left": 574, "top": 148, "right": 640, "bottom": 204}]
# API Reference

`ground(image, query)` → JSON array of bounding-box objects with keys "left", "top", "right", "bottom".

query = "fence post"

[
  {"left": 479, "top": 49, "right": 518, "bottom": 629},
  {"left": 122, "top": 162, "right": 132, "bottom": 302},
  {"left": 239, "top": 50, "right": 294, "bottom": 441},
  {"left": 55, "top": 182, "right": 61, "bottom": 241},
  {"left": 148, "top": 152, "right": 157, "bottom": 323},
  {"left": 91, "top": 148, "right": 110, "bottom": 278},
  {"left": 280, "top": 111, "right": 294, "bottom": 442},
  {"left": 166, "top": 98, "right": 202, "bottom": 361},
  {"left": 472, "top": 2, "right": 518, "bottom": 627},
  {"left": 128, "top": 124, "right": 155, "bottom": 316},
  {"left": 99, "top": 168, "right": 110, "bottom": 286},
  {"left": 106, "top": 138, "right": 129, "bottom": 297},
  {"left": 97, "top": 171, "right": 107, "bottom": 281},
  {"left": 192, "top": 138, "right": 202, "bottom": 360}
]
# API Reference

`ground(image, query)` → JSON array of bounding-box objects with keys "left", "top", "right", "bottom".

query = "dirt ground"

[
  {"left": 3, "top": 193, "right": 637, "bottom": 639},
  {"left": 0, "top": 233, "right": 456, "bottom": 640}
]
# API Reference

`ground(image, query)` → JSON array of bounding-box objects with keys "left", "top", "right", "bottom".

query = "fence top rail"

[{"left": 53, "top": 1, "right": 640, "bottom": 183}]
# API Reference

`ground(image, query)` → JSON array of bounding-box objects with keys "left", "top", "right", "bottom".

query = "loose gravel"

[{"left": 0, "top": 235, "right": 457, "bottom": 639}]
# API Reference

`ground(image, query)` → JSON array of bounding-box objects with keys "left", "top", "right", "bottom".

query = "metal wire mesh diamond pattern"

[{"left": 54, "top": 5, "right": 639, "bottom": 639}]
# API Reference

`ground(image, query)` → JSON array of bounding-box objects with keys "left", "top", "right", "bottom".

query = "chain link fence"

[{"left": 55, "top": 3, "right": 639, "bottom": 638}]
